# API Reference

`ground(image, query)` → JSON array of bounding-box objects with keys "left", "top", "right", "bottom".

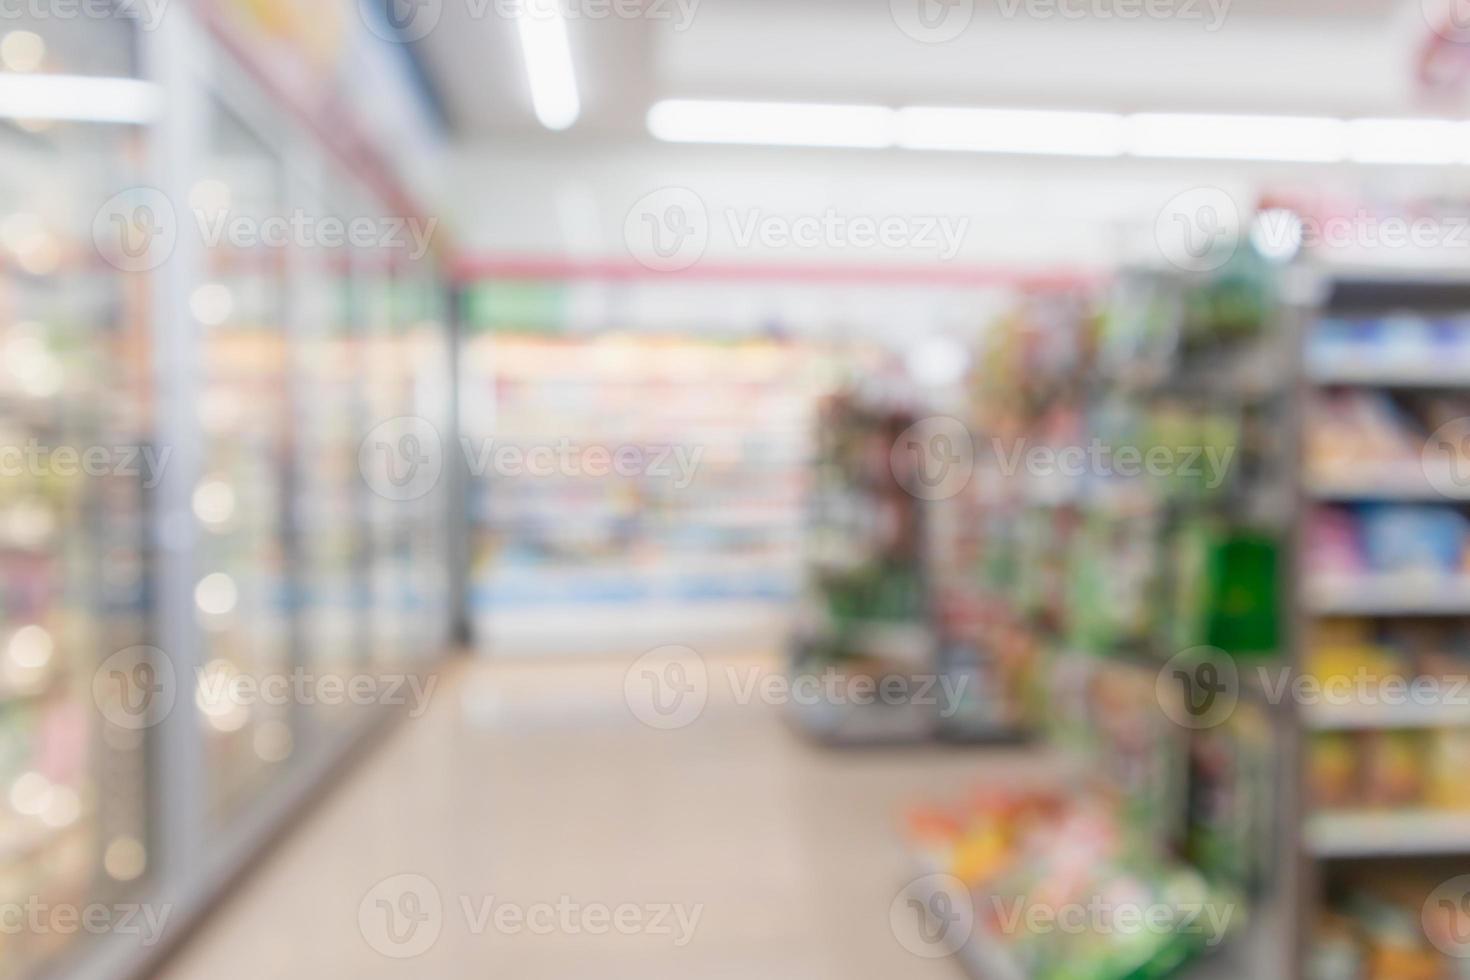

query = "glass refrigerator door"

[
  {"left": 395, "top": 268, "right": 452, "bottom": 658},
  {"left": 291, "top": 182, "right": 367, "bottom": 729},
  {"left": 356, "top": 240, "right": 413, "bottom": 669},
  {"left": 0, "top": 18, "right": 152, "bottom": 977},
  {"left": 193, "top": 99, "right": 297, "bottom": 821}
]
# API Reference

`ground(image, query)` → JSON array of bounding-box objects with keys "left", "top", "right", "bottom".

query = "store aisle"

[{"left": 157, "top": 654, "right": 1048, "bottom": 979}]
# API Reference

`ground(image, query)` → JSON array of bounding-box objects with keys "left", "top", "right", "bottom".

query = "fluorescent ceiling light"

[
  {"left": 0, "top": 74, "right": 158, "bottom": 125},
  {"left": 516, "top": 1, "right": 580, "bottom": 131},
  {"left": 1128, "top": 113, "right": 1347, "bottom": 162},
  {"left": 643, "top": 99, "right": 1470, "bottom": 168},
  {"left": 647, "top": 99, "right": 896, "bottom": 149},
  {"left": 899, "top": 106, "right": 1125, "bottom": 157},
  {"left": 1348, "top": 118, "right": 1470, "bottom": 165}
]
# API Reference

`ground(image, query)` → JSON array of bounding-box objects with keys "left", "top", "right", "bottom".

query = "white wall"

[{"left": 449, "top": 135, "right": 1470, "bottom": 263}]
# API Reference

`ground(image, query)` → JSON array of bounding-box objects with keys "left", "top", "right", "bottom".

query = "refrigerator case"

[
  {"left": 0, "top": 96, "right": 152, "bottom": 977},
  {"left": 194, "top": 99, "right": 298, "bottom": 822}
]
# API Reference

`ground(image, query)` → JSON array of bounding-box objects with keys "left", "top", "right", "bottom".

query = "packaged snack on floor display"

[{"left": 907, "top": 790, "right": 1242, "bottom": 980}]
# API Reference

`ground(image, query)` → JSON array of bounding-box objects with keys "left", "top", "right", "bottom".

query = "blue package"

[{"left": 1360, "top": 504, "right": 1468, "bottom": 575}]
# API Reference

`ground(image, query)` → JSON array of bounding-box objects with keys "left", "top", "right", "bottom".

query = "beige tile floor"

[{"left": 157, "top": 654, "right": 1051, "bottom": 980}]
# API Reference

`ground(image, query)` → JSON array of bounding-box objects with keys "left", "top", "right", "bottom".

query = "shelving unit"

[
  {"left": 1307, "top": 810, "right": 1470, "bottom": 859},
  {"left": 789, "top": 386, "right": 945, "bottom": 744},
  {"left": 899, "top": 263, "right": 1299, "bottom": 978},
  {"left": 1298, "top": 268, "right": 1470, "bottom": 974},
  {"left": 460, "top": 333, "right": 817, "bottom": 656}
]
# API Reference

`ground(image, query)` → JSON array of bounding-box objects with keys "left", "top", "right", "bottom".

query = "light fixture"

[
  {"left": 643, "top": 98, "right": 1470, "bottom": 168},
  {"left": 1347, "top": 118, "right": 1470, "bottom": 165},
  {"left": 0, "top": 31, "right": 45, "bottom": 73},
  {"left": 647, "top": 99, "right": 897, "bottom": 149},
  {"left": 899, "top": 106, "right": 1126, "bottom": 157},
  {"left": 0, "top": 74, "right": 158, "bottom": 125},
  {"left": 516, "top": 0, "right": 580, "bottom": 131},
  {"left": 1127, "top": 113, "right": 1347, "bottom": 163}
]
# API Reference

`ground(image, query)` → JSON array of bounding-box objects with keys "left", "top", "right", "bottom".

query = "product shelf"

[
  {"left": 1298, "top": 268, "right": 1470, "bottom": 968},
  {"left": 1304, "top": 574, "right": 1470, "bottom": 615},
  {"left": 1306, "top": 360, "right": 1470, "bottom": 389},
  {"left": 1304, "top": 700, "right": 1470, "bottom": 731},
  {"left": 1307, "top": 809, "right": 1470, "bottom": 858},
  {"left": 1306, "top": 467, "right": 1470, "bottom": 502}
]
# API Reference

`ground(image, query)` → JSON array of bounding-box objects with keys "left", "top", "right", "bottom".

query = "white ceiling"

[{"left": 414, "top": 0, "right": 1439, "bottom": 140}]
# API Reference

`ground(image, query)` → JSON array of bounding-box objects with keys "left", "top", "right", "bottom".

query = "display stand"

[{"left": 902, "top": 263, "right": 1300, "bottom": 978}]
